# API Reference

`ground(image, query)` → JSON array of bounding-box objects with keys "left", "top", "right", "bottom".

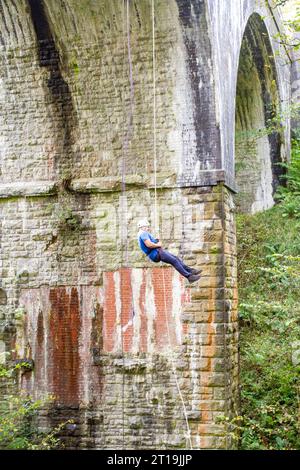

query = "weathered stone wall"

[
  {"left": 207, "top": 0, "right": 291, "bottom": 188},
  {"left": 290, "top": 32, "right": 300, "bottom": 134},
  {"left": 235, "top": 13, "right": 283, "bottom": 213},
  {"left": 1, "top": 185, "right": 238, "bottom": 450},
  {"left": 0, "top": 0, "right": 229, "bottom": 192},
  {"left": 0, "top": 0, "right": 290, "bottom": 449}
]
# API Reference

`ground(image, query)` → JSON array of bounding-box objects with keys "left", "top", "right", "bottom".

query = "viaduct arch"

[
  {"left": 235, "top": 12, "right": 286, "bottom": 213},
  {"left": 0, "top": 0, "right": 291, "bottom": 449}
]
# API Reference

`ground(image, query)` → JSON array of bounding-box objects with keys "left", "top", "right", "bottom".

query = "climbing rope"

[
  {"left": 152, "top": 0, "right": 159, "bottom": 236},
  {"left": 161, "top": 269, "right": 193, "bottom": 449},
  {"left": 120, "top": 0, "right": 126, "bottom": 449},
  {"left": 119, "top": 0, "right": 193, "bottom": 450},
  {"left": 151, "top": 0, "right": 192, "bottom": 449},
  {"left": 120, "top": 0, "right": 136, "bottom": 449},
  {"left": 121, "top": 0, "right": 135, "bottom": 267}
]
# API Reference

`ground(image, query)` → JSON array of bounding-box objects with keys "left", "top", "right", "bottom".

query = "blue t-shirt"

[{"left": 138, "top": 231, "right": 159, "bottom": 262}]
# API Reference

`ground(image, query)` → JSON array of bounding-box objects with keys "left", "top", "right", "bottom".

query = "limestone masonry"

[{"left": 0, "top": 0, "right": 292, "bottom": 449}]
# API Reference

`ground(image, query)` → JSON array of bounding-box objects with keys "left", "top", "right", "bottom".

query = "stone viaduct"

[{"left": 0, "top": 0, "right": 292, "bottom": 449}]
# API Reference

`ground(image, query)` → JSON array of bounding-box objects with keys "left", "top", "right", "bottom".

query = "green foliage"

[
  {"left": 272, "top": 1, "right": 300, "bottom": 52},
  {"left": 0, "top": 362, "right": 72, "bottom": 449},
  {"left": 236, "top": 102, "right": 299, "bottom": 152},
  {"left": 275, "top": 136, "right": 300, "bottom": 219},
  {"left": 48, "top": 201, "right": 82, "bottom": 237},
  {"left": 0, "top": 366, "right": 13, "bottom": 379},
  {"left": 70, "top": 60, "right": 80, "bottom": 77},
  {"left": 49, "top": 169, "right": 85, "bottom": 236},
  {"left": 55, "top": 206, "right": 82, "bottom": 234},
  {"left": 236, "top": 139, "right": 300, "bottom": 449},
  {"left": 0, "top": 393, "right": 72, "bottom": 450},
  {"left": 0, "top": 360, "right": 33, "bottom": 378},
  {"left": 276, "top": 192, "right": 300, "bottom": 219}
]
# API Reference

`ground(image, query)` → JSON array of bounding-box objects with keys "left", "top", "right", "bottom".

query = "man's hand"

[{"left": 156, "top": 241, "right": 162, "bottom": 248}]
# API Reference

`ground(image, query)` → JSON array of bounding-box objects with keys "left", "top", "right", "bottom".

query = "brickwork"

[{"left": 102, "top": 268, "right": 187, "bottom": 354}]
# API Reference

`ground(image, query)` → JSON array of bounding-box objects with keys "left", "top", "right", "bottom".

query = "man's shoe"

[
  {"left": 188, "top": 274, "right": 201, "bottom": 283},
  {"left": 190, "top": 268, "right": 202, "bottom": 275}
]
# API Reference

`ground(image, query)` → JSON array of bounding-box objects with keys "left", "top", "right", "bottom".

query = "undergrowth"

[
  {"left": 0, "top": 362, "right": 72, "bottom": 450},
  {"left": 236, "top": 137, "right": 300, "bottom": 450}
]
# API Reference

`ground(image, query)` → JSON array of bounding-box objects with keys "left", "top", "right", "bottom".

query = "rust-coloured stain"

[
  {"left": 103, "top": 272, "right": 117, "bottom": 353},
  {"left": 152, "top": 268, "right": 177, "bottom": 349},
  {"left": 35, "top": 310, "right": 45, "bottom": 387},
  {"left": 139, "top": 270, "right": 147, "bottom": 352},
  {"left": 103, "top": 268, "right": 186, "bottom": 353},
  {"left": 49, "top": 287, "right": 81, "bottom": 405},
  {"left": 119, "top": 268, "right": 133, "bottom": 353}
]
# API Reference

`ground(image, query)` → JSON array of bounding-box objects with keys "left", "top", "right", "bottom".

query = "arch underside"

[{"left": 235, "top": 13, "right": 285, "bottom": 214}]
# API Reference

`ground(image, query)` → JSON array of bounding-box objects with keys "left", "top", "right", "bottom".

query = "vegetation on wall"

[{"left": 274, "top": 0, "right": 300, "bottom": 52}]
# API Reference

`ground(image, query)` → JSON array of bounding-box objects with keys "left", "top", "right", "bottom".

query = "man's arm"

[{"left": 144, "top": 239, "right": 162, "bottom": 249}]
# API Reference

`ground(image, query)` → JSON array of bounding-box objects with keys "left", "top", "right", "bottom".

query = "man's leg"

[
  {"left": 178, "top": 258, "right": 201, "bottom": 275},
  {"left": 174, "top": 256, "right": 193, "bottom": 273},
  {"left": 158, "top": 249, "right": 191, "bottom": 278},
  {"left": 161, "top": 251, "right": 200, "bottom": 274}
]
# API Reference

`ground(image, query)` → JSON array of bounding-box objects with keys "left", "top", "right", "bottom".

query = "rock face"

[{"left": 0, "top": 0, "right": 291, "bottom": 449}]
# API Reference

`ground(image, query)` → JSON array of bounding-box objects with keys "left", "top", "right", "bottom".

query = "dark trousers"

[{"left": 154, "top": 248, "right": 192, "bottom": 278}]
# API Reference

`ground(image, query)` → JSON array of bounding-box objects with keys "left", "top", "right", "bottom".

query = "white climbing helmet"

[{"left": 137, "top": 218, "right": 150, "bottom": 229}]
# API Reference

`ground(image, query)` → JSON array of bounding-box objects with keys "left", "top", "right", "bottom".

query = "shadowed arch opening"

[{"left": 234, "top": 13, "right": 285, "bottom": 213}]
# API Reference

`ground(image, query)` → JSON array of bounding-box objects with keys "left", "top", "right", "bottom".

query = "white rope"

[
  {"left": 161, "top": 269, "right": 193, "bottom": 450},
  {"left": 151, "top": 0, "right": 191, "bottom": 448},
  {"left": 152, "top": 0, "right": 158, "bottom": 236},
  {"left": 120, "top": 0, "right": 127, "bottom": 450},
  {"left": 121, "top": 0, "right": 135, "bottom": 448},
  {"left": 121, "top": 0, "right": 127, "bottom": 268},
  {"left": 120, "top": 0, "right": 137, "bottom": 449}
]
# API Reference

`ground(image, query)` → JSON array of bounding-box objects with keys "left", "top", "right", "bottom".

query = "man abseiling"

[{"left": 137, "top": 219, "right": 201, "bottom": 283}]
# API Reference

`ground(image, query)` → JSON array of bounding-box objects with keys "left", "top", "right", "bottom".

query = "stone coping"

[
  {"left": 0, "top": 181, "right": 58, "bottom": 198},
  {"left": 0, "top": 171, "right": 237, "bottom": 199}
]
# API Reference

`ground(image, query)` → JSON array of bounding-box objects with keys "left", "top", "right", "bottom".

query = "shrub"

[
  {"left": 236, "top": 138, "right": 300, "bottom": 450},
  {"left": 0, "top": 363, "right": 71, "bottom": 450}
]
